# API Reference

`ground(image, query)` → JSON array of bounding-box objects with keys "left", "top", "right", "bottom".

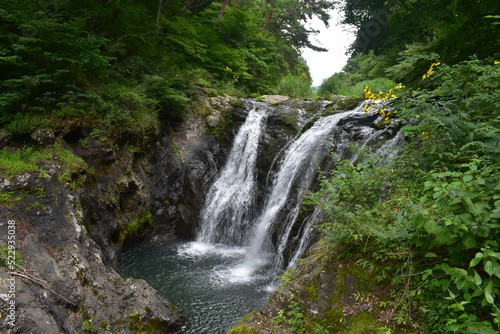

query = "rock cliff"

[{"left": 0, "top": 95, "right": 240, "bottom": 333}]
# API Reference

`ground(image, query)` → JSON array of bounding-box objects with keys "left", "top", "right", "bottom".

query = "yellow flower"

[
  {"left": 395, "top": 83, "right": 404, "bottom": 89},
  {"left": 495, "top": 61, "right": 500, "bottom": 65},
  {"left": 362, "top": 104, "right": 371, "bottom": 114},
  {"left": 422, "top": 62, "right": 441, "bottom": 80}
]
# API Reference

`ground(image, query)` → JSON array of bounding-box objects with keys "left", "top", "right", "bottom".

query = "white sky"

[{"left": 301, "top": 10, "right": 356, "bottom": 87}]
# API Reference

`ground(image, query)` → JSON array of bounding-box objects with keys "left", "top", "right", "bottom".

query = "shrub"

[{"left": 276, "top": 74, "right": 312, "bottom": 98}]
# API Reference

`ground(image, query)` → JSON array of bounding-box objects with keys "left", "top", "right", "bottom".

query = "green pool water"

[{"left": 121, "top": 241, "right": 275, "bottom": 333}]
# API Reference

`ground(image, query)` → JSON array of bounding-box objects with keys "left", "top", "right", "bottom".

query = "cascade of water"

[
  {"left": 197, "top": 99, "right": 403, "bottom": 279},
  {"left": 243, "top": 106, "right": 368, "bottom": 271},
  {"left": 197, "top": 102, "right": 269, "bottom": 245},
  {"left": 287, "top": 208, "right": 322, "bottom": 268}
]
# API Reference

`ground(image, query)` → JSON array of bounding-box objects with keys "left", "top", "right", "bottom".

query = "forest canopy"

[
  {"left": 319, "top": 0, "right": 499, "bottom": 96},
  {"left": 0, "top": 0, "right": 332, "bottom": 132}
]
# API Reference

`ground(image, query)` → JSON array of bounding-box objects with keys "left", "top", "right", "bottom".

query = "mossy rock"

[
  {"left": 324, "top": 97, "right": 365, "bottom": 114},
  {"left": 227, "top": 324, "right": 261, "bottom": 334},
  {"left": 228, "top": 244, "right": 393, "bottom": 333},
  {"left": 340, "top": 312, "right": 389, "bottom": 334}
]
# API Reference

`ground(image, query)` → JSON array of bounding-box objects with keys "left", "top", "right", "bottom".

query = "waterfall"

[
  {"left": 243, "top": 107, "right": 367, "bottom": 271},
  {"left": 196, "top": 100, "right": 402, "bottom": 278},
  {"left": 197, "top": 102, "right": 269, "bottom": 245}
]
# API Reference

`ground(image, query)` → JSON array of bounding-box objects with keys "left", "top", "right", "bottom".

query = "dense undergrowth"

[{"left": 309, "top": 59, "right": 500, "bottom": 333}]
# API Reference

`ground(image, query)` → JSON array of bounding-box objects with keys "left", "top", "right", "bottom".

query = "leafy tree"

[
  {"left": 338, "top": 0, "right": 499, "bottom": 63},
  {"left": 264, "top": 0, "right": 334, "bottom": 51}
]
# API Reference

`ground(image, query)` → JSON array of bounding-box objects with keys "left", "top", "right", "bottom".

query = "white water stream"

[
  {"left": 199, "top": 103, "right": 371, "bottom": 279},
  {"left": 197, "top": 102, "right": 269, "bottom": 245}
]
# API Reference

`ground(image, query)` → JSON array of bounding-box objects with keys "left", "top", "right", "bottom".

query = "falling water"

[
  {"left": 243, "top": 106, "right": 369, "bottom": 272},
  {"left": 197, "top": 102, "right": 269, "bottom": 245}
]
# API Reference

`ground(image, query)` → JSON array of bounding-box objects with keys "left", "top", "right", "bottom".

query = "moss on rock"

[
  {"left": 228, "top": 243, "right": 393, "bottom": 333},
  {"left": 227, "top": 324, "right": 261, "bottom": 334}
]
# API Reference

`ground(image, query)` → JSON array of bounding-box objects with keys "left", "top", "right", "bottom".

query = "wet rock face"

[{"left": 30, "top": 128, "right": 55, "bottom": 145}]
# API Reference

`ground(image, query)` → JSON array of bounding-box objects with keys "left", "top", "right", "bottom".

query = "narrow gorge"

[{"left": 1, "top": 95, "right": 402, "bottom": 333}]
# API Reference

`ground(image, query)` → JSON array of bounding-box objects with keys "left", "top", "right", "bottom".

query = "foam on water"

[{"left": 178, "top": 241, "right": 247, "bottom": 259}]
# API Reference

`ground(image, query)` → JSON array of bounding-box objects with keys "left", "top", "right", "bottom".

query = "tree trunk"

[
  {"left": 264, "top": 12, "right": 273, "bottom": 29},
  {"left": 219, "top": 0, "right": 229, "bottom": 18},
  {"left": 156, "top": 0, "right": 163, "bottom": 34}
]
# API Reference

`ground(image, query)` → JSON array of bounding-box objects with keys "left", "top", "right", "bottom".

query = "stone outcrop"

[
  {"left": 0, "top": 95, "right": 242, "bottom": 333},
  {"left": 0, "top": 166, "right": 186, "bottom": 333}
]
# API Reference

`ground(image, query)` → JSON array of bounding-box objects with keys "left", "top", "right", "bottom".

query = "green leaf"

[
  {"left": 491, "top": 207, "right": 500, "bottom": 219},
  {"left": 463, "top": 174, "right": 473, "bottom": 182},
  {"left": 494, "top": 263, "right": 500, "bottom": 279},
  {"left": 455, "top": 267, "right": 468, "bottom": 277},
  {"left": 485, "top": 292, "right": 495, "bottom": 304},
  {"left": 424, "top": 220, "right": 441, "bottom": 234},
  {"left": 458, "top": 213, "right": 473, "bottom": 224},
  {"left": 484, "top": 260, "right": 494, "bottom": 276},
  {"left": 425, "top": 252, "right": 438, "bottom": 258},
  {"left": 462, "top": 234, "right": 476, "bottom": 249},
  {"left": 463, "top": 197, "right": 480, "bottom": 215},
  {"left": 473, "top": 270, "right": 482, "bottom": 285},
  {"left": 469, "top": 255, "right": 482, "bottom": 268},
  {"left": 484, "top": 281, "right": 494, "bottom": 304}
]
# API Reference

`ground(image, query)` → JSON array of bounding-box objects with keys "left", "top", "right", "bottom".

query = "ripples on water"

[{"left": 121, "top": 241, "right": 275, "bottom": 334}]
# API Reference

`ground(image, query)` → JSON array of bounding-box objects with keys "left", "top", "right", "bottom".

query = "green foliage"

[
  {"left": 277, "top": 266, "right": 297, "bottom": 285},
  {"left": 231, "top": 100, "right": 244, "bottom": 108},
  {"left": 0, "top": 141, "right": 87, "bottom": 189},
  {"left": 308, "top": 158, "right": 411, "bottom": 251},
  {"left": 276, "top": 74, "right": 313, "bottom": 98},
  {"left": 0, "top": 0, "right": 325, "bottom": 134},
  {"left": 272, "top": 300, "right": 332, "bottom": 333},
  {"left": 0, "top": 191, "right": 21, "bottom": 208},
  {"left": 0, "top": 147, "right": 51, "bottom": 178},
  {"left": 340, "top": 0, "right": 499, "bottom": 64},
  {"left": 114, "top": 212, "right": 155, "bottom": 245},
  {"left": 310, "top": 59, "right": 500, "bottom": 332},
  {"left": 385, "top": 44, "right": 440, "bottom": 85},
  {"left": 0, "top": 246, "right": 23, "bottom": 269},
  {"left": 81, "top": 320, "right": 97, "bottom": 333},
  {"left": 53, "top": 141, "right": 88, "bottom": 187},
  {"left": 318, "top": 51, "right": 396, "bottom": 97}
]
